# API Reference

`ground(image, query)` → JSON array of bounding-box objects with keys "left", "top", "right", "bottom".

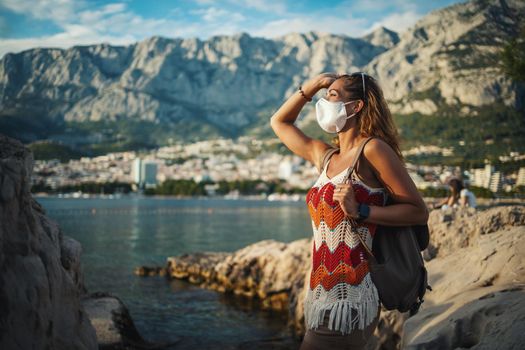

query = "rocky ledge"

[
  {"left": 137, "top": 205, "right": 525, "bottom": 349},
  {"left": 0, "top": 134, "right": 168, "bottom": 350}
]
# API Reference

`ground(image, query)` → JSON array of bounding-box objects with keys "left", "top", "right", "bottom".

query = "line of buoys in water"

[
  {"left": 45, "top": 208, "right": 231, "bottom": 215},
  {"left": 44, "top": 206, "right": 304, "bottom": 216}
]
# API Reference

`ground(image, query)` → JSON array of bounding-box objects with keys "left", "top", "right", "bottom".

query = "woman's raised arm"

[{"left": 270, "top": 73, "right": 338, "bottom": 172}]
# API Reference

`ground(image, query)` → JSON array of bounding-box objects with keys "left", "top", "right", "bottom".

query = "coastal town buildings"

[{"left": 31, "top": 138, "right": 521, "bottom": 195}]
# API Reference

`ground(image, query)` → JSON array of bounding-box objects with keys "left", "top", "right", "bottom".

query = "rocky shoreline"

[{"left": 137, "top": 205, "right": 525, "bottom": 349}]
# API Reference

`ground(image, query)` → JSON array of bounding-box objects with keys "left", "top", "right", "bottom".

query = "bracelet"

[{"left": 298, "top": 86, "right": 312, "bottom": 102}]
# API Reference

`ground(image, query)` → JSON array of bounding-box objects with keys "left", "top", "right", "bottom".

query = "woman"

[
  {"left": 270, "top": 72, "right": 429, "bottom": 349},
  {"left": 433, "top": 177, "right": 477, "bottom": 209}
]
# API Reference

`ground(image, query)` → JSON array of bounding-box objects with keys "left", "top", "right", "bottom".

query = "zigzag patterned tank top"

[{"left": 303, "top": 155, "right": 388, "bottom": 334}]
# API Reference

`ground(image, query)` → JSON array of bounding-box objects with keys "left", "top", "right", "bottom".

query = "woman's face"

[
  {"left": 326, "top": 78, "right": 361, "bottom": 113},
  {"left": 325, "top": 78, "right": 348, "bottom": 102}
]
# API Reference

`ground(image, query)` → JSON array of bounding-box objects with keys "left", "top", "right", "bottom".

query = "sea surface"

[{"left": 36, "top": 195, "right": 312, "bottom": 349}]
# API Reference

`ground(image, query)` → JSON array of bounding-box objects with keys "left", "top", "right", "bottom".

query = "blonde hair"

[{"left": 332, "top": 74, "right": 404, "bottom": 162}]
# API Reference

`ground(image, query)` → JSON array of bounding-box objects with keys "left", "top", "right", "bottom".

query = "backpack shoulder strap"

[
  {"left": 318, "top": 146, "right": 339, "bottom": 174},
  {"left": 343, "top": 136, "right": 374, "bottom": 182}
]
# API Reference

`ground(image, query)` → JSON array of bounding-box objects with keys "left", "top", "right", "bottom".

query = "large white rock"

[{"left": 401, "top": 226, "right": 525, "bottom": 349}]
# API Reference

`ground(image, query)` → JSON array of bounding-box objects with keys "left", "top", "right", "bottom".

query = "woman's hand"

[
  {"left": 333, "top": 183, "right": 359, "bottom": 220},
  {"left": 312, "top": 72, "right": 340, "bottom": 90},
  {"left": 299, "top": 72, "right": 341, "bottom": 101}
]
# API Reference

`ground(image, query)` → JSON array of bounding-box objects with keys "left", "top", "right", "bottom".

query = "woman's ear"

[
  {"left": 345, "top": 100, "right": 364, "bottom": 114},
  {"left": 355, "top": 100, "right": 365, "bottom": 113}
]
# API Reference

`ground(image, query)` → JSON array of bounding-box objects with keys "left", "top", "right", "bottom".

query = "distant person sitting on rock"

[
  {"left": 433, "top": 177, "right": 476, "bottom": 209},
  {"left": 459, "top": 182, "right": 477, "bottom": 209}
]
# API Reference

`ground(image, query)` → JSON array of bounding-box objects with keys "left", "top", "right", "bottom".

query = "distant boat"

[
  {"left": 267, "top": 193, "right": 302, "bottom": 202},
  {"left": 224, "top": 190, "right": 240, "bottom": 199}
]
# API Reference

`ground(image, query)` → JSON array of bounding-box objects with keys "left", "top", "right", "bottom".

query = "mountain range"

[{"left": 0, "top": 0, "right": 523, "bottom": 160}]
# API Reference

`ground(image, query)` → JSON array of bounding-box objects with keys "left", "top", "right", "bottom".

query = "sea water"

[{"left": 36, "top": 195, "right": 311, "bottom": 349}]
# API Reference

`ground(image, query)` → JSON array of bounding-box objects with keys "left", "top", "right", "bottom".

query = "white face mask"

[{"left": 315, "top": 98, "right": 358, "bottom": 133}]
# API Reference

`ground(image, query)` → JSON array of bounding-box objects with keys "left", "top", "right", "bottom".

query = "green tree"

[
  {"left": 501, "top": 25, "right": 525, "bottom": 82},
  {"left": 469, "top": 186, "right": 494, "bottom": 199}
]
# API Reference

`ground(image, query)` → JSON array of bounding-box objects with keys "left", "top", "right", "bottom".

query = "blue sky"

[{"left": 0, "top": 0, "right": 463, "bottom": 57}]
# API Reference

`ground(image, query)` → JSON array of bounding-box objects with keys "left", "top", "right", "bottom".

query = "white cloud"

[
  {"left": 246, "top": 0, "right": 422, "bottom": 39},
  {"left": 103, "top": 3, "right": 127, "bottom": 14},
  {"left": 192, "top": 7, "right": 244, "bottom": 23},
  {"left": 1, "top": 0, "right": 79, "bottom": 24},
  {"left": 0, "top": 0, "right": 194, "bottom": 56},
  {"left": 0, "top": 29, "right": 136, "bottom": 57},
  {"left": 343, "top": 0, "right": 391, "bottom": 12},
  {"left": 194, "top": 0, "right": 216, "bottom": 5},
  {"left": 367, "top": 10, "right": 422, "bottom": 34},
  {"left": 251, "top": 14, "right": 368, "bottom": 38},
  {"left": 231, "top": 0, "right": 287, "bottom": 14},
  {"left": 78, "top": 3, "right": 127, "bottom": 24},
  {"left": 346, "top": 0, "right": 419, "bottom": 13},
  {"left": 0, "top": 16, "right": 8, "bottom": 36},
  {"left": 184, "top": 6, "right": 248, "bottom": 38},
  {"left": 337, "top": 0, "right": 424, "bottom": 34}
]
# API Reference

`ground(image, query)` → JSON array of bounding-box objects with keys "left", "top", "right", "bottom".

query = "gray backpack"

[{"left": 320, "top": 137, "right": 431, "bottom": 315}]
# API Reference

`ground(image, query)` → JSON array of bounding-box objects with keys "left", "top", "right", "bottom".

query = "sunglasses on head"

[{"left": 340, "top": 72, "right": 368, "bottom": 102}]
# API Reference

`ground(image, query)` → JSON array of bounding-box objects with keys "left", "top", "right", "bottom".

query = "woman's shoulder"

[
  {"left": 364, "top": 137, "right": 389, "bottom": 149},
  {"left": 362, "top": 137, "right": 398, "bottom": 162}
]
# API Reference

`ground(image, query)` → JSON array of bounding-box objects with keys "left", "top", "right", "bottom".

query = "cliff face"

[
  {"left": 0, "top": 134, "right": 182, "bottom": 349},
  {"left": 367, "top": 0, "right": 525, "bottom": 114},
  {"left": 0, "top": 134, "right": 97, "bottom": 349},
  {"left": 0, "top": 31, "right": 383, "bottom": 137},
  {"left": 1, "top": 0, "right": 523, "bottom": 143}
]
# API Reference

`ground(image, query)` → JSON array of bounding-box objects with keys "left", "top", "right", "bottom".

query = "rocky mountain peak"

[{"left": 362, "top": 26, "right": 399, "bottom": 49}]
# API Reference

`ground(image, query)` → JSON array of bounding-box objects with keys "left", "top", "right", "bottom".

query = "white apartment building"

[
  {"left": 133, "top": 158, "right": 158, "bottom": 188},
  {"left": 470, "top": 164, "right": 503, "bottom": 192}
]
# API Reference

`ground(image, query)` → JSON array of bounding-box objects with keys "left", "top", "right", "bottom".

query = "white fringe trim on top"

[{"left": 303, "top": 273, "right": 380, "bottom": 335}]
